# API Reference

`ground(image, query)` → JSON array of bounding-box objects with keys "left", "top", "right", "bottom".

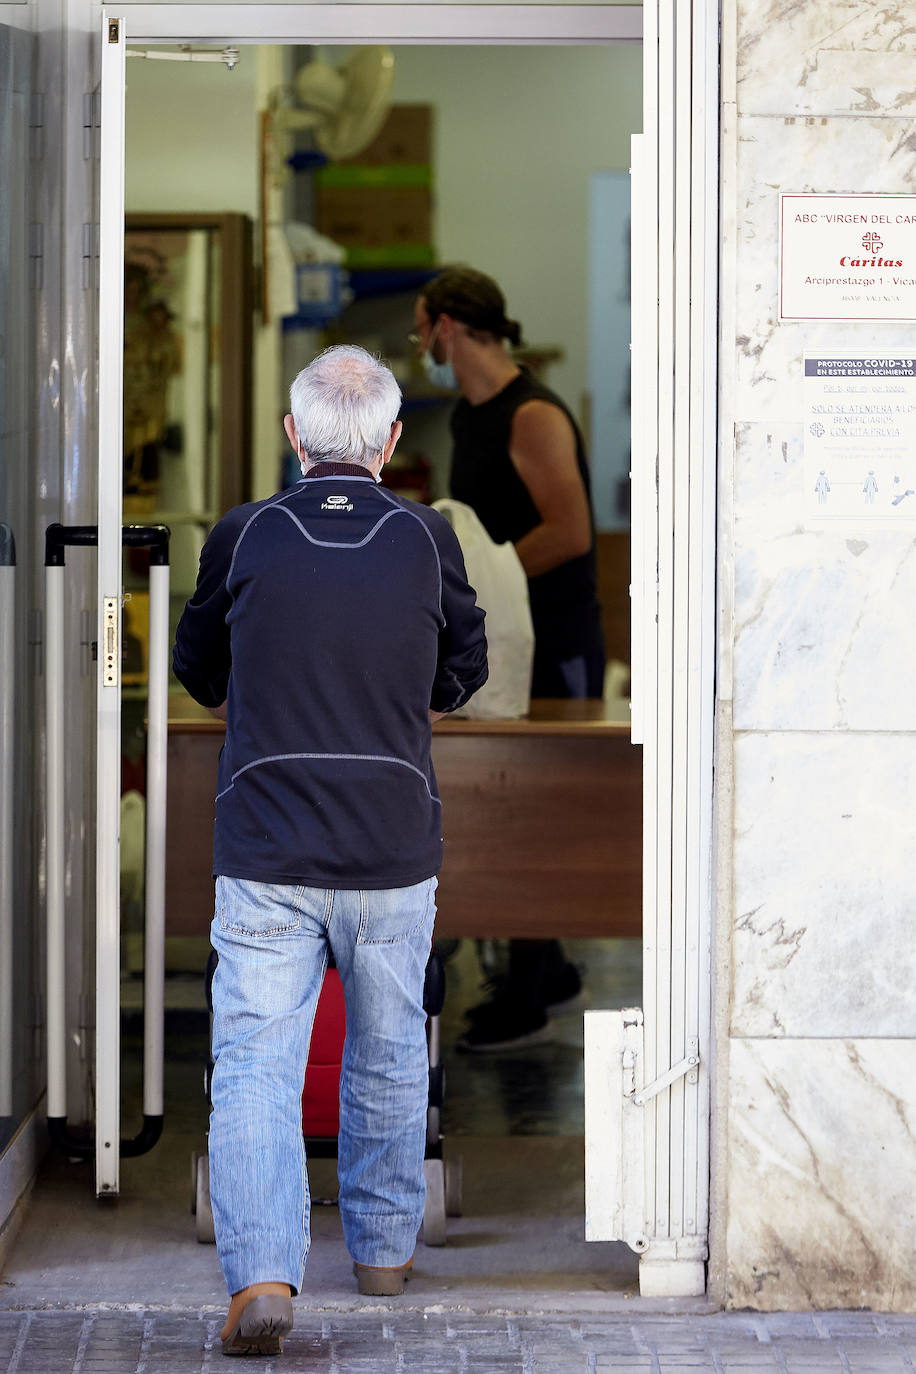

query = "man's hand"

[
  {"left": 429, "top": 709, "right": 447, "bottom": 724},
  {"left": 208, "top": 702, "right": 228, "bottom": 722}
]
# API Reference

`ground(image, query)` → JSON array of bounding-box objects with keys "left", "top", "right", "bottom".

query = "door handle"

[{"left": 44, "top": 522, "right": 170, "bottom": 1160}]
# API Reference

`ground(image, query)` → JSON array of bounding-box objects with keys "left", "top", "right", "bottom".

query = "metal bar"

[
  {"left": 633, "top": 1043, "right": 699, "bottom": 1106},
  {"left": 0, "top": 536, "right": 15, "bottom": 1121},
  {"left": 142, "top": 562, "right": 169, "bottom": 1124},
  {"left": 96, "top": 10, "right": 127, "bottom": 1197},
  {"left": 43, "top": 525, "right": 98, "bottom": 1159},
  {"left": 45, "top": 563, "right": 68, "bottom": 1124}
]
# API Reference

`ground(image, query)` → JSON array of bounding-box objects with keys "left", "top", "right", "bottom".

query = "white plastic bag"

[{"left": 433, "top": 498, "right": 534, "bottom": 720}]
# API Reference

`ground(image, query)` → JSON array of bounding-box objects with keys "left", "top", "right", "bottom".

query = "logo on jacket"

[{"left": 321, "top": 493, "right": 353, "bottom": 512}]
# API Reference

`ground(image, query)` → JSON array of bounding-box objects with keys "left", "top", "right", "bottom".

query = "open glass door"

[
  {"left": 97, "top": 12, "right": 170, "bottom": 1195},
  {"left": 43, "top": 13, "right": 168, "bottom": 1196},
  {"left": 95, "top": 10, "right": 128, "bottom": 1197}
]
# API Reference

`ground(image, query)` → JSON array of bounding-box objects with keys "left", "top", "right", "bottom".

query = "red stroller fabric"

[{"left": 302, "top": 969, "right": 346, "bottom": 1139}]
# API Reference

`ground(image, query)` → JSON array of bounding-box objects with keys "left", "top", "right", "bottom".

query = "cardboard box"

[
  {"left": 315, "top": 163, "right": 432, "bottom": 190},
  {"left": 340, "top": 104, "right": 432, "bottom": 167},
  {"left": 316, "top": 186, "right": 433, "bottom": 251}
]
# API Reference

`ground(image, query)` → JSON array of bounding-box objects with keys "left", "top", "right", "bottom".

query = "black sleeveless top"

[{"left": 449, "top": 369, "right": 602, "bottom": 660}]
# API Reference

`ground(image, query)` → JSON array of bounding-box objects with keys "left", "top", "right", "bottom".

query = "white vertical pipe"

[
  {"left": 143, "top": 562, "right": 169, "bottom": 1119},
  {"left": 45, "top": 564, "right": 68, "bottom": 1121},
  {"left": 653, "top": 0, "right": 676, "bottom": 1247},
  {"left": 684, "top": 0, "right": 719, "bottom": 1258},
  {"left": 0, "top": 558, "right": 14, "bottom": 1119},
  {"left": 668, "top": 0, "right": 695, "bottom": 1243},
  {"left": 96, "top": 10, "right": 127, "bottom": 1196},
  {"left": 640, "top": 0, "right": 661, "bottom": 1250}
]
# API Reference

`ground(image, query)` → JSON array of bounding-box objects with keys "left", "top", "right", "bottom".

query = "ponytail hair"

[{"left": 421, "top": 266, "right": 525, "bottom": 347}]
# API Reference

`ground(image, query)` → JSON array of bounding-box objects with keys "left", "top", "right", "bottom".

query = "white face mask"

[
  {"left": 422, "top": 351, "right": 457, "bottom": 390},
  {"left": 421, "top": 319, "right": 458, "bottom": 390}
]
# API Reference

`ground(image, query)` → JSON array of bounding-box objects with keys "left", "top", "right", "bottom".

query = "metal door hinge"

[
  {"left": 30, "top": 991, "right": 44, "bottom": 1062},
  {"left": 30, "top": 223, "right": 43, "bottom": 290},
  {"left": 631, "top": 1038, "right": 699, "bottom": 1106},
  {"left": 82, "top": 223, "right": 99, "bottom": 290},
  {"left": 83, "top": 92, "right": 101, "bottom": 161},
  {"left": 80, "top": 609, "right": 95, "bottom": 676},
  {"left": 30, "top": 92, "right": 44, "bottom": 160},
  {"left": 29, "top": 608, "right": 43, "bottom": 677}
]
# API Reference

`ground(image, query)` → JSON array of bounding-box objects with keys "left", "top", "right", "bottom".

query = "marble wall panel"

[
  {"left": 730, "top": 732, "right": 916, "bottom": 1038},
  {"left": 731, "top": 116, "right": 916, "bottom": 423},
  {"left": 726, "top": 1038, "right": 916, "bottom": 1310},
  {"left": 730, "top": 422, "right": 916, "bottom": 732},
  {"left": 735, "top": 0, "right": 916, "bottom": 117}
]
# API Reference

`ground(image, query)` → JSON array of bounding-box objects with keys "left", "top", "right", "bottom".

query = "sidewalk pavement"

[{"left": 2, "top": 1306, "right": 916, "bottom": 1372}]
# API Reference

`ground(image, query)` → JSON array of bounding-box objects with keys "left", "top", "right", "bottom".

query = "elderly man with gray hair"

[{"left": 173, "top": 344, "right": 488, "bottom": 1356}]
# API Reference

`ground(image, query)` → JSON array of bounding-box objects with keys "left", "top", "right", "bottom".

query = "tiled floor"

[{"left": 4, "top": 1309, "right": 916, "bottom": 1372}]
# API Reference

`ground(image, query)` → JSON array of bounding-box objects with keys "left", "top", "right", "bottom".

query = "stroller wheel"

[
  {"left": 422, "top": 1159, "right": 447, "bottom": 1247},
  {"left": 196, "top": 1154, "right": 216, "bottom": 1244},
  {"left": 190, "top": 1150, "right": 201, "bottom": 1214},
  {"left": 445, "top": 1156, "right": 463, "bottom": 1217}
]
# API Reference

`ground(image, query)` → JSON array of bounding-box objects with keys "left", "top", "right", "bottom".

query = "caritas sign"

[{"left": 779, "top": 194, "right": 916, "bottom": 321}]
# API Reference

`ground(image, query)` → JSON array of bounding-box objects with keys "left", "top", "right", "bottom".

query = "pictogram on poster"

[
  {"left": 779, "top": 195, "right": 916, "bottom": 321},
  {"left": 804, "top": 355, "right": 916, "bottom": 527}
]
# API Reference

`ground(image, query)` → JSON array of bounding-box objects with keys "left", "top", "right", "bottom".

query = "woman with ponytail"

[{"left": 412, "top": 267, "right": 604, "bottom": 1051}]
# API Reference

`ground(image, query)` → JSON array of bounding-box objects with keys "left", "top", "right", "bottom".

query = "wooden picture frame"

[{"left": 124, "top": 212, "right": 253, "bottom": 518}]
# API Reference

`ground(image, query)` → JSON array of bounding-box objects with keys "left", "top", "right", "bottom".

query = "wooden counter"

[{"left": 165, "top": 697, "right": 642, "bottom": 940}]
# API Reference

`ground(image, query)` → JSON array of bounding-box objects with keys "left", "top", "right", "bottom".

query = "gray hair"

[{"left": 289, "top": 344, "right": 402, "bottom": 467}]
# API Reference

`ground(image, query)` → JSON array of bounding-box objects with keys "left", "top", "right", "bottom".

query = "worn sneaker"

[
  {"left": 462, "top": 975, "right": 511, "bottom": 1022},
  {"left": 456, "top": 994, "right": 553, "bottom": 1052},
  {"left": 353, "top": 1257, "right": 413, "bottom": 1296},
  {"left": 543, "top": 961, "right": 587, "bottom": 1017}
]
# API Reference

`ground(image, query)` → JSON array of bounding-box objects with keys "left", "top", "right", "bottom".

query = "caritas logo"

[{"left": 840, "top": 231, "right": 903, "bottom": 268}]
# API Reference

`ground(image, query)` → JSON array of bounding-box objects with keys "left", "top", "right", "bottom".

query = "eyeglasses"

[{"left": 408, "top": 317, "right": 439, "bottom": 348}]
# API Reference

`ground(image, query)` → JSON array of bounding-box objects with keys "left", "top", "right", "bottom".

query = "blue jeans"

[{"left": 208, "top": 874, "right": 437, "bottom": 1296}]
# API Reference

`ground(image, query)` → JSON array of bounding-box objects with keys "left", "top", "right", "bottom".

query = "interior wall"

[
  {"left": 322, "top": 43, "right": 642, "bottom": 425},
  {"left": 125, "top": 55, "right": 258, "bottom": 218}
]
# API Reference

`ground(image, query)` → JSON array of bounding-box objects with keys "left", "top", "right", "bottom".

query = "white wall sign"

[
  {"left": 780, "top": 195, "right": 916, "bottom": 321},
  {"left": 804, "top": 356, "right": 916, "bottom": 526}
]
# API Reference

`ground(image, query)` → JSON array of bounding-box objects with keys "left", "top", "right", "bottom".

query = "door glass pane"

[
  {"left": 0, "top": 22, "right": 37, "bottom": 1152},
  {"left": 123, "top": 226, "right": 221, "bottom": 677}
]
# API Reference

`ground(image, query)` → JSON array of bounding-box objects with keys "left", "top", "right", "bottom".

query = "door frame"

[
  {"left": 111, "top": 4, "right": 643, "bottom": 44},
  {"left": 98, "top": 2, "right": 719, "bottom": 1297},
  {"left": 627, "top": 1, "right": 719, "bottom": 1296}
]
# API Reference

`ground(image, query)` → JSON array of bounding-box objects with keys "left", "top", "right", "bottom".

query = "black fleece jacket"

[{"left": 173, "top": 463, "right": 488, "bottom": 889}]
